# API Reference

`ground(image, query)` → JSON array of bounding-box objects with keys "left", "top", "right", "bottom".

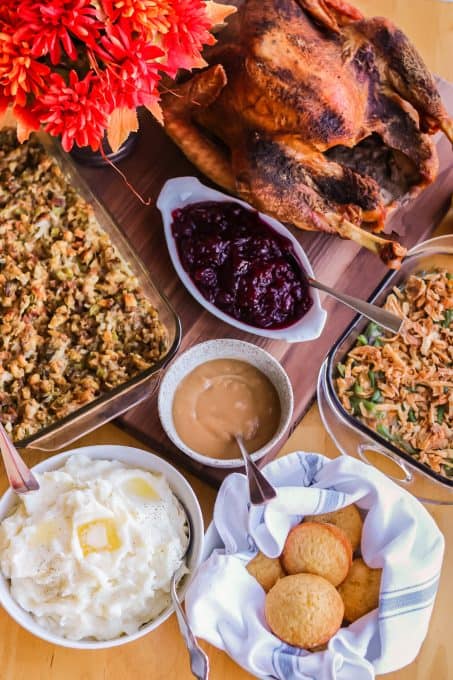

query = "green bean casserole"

[{"left": 336, "top": 269, "right": 453, "bottom": 478}]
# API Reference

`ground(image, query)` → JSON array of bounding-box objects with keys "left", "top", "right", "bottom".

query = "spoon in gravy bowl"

[{"left": 235, "top": 434, "right": 277, "bottom": 506}]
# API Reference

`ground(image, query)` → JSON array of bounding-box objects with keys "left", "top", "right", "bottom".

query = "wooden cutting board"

[{"left": 77, "top": 79, "right": 453, "bottom": 487}]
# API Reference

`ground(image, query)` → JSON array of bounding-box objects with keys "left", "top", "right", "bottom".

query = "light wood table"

[
  {"left": 2, "top": 405, "right": 452, "bottom": 680},
  {"left": 1, "top": 2, "right": 452, "bottom": 678}
]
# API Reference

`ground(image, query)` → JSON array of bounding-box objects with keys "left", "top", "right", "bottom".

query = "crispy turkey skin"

[{"left": 161, "top": 0, "right": 453, "bottom": 267}]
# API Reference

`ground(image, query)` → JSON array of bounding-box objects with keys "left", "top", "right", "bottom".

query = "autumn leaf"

[
  {"left": 192, "top": 55, "right": 209, "bottom": 69},
  {"left": 145, "top": 100, "right": 164, "bottom": 126},
  {"left": 4, "top": 106, "right": 40, "bottom": 142},
  {"left": 0, "top": 99, "right": 10, "bottom": 129},
  {"left": 205, "top": 1, "right": 237, "bottom": 29},
  {"left": 107, "top": 107, "right": 139, "bottom": 152},
  {"left": 16, "top": 119, "right": 34, "bottom": 143},
  {"left": 0, "top": 105, "right": 21, "bottom": 130}
]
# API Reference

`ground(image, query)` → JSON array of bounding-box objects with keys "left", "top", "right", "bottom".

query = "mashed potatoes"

[{"left": 0, "top": 455, "right": 189, "bottom": 640}]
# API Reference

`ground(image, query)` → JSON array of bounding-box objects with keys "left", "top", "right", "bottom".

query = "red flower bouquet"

[{"left": 0, "top": 0, "right": 234, "bottom": 152}]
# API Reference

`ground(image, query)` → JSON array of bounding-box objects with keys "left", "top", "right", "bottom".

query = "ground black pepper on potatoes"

[
  {"left": 0, "top": 129, "right": 167, "bottom": 441},
  {"left": 336, "top": 270, "right": 453, "bottom": 478}
]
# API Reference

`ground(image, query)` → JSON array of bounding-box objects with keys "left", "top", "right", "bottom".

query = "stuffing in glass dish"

[{"left": 0, "top": 129, "right": 167, "bottom": 441}]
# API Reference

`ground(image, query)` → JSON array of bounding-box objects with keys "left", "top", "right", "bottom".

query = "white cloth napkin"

[{"left": 185, "top": 452, "right": 444, "bottom": 680}]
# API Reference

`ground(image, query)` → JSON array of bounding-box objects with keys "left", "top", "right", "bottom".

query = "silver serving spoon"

[
  {"left": 235, "top": 434, "right": 277, "bottom": 506},
  {"left": 0, "top": 422, "right": 39, "bottom": 494},
  {"left": 170, "top": 521, "right": 209, "bottom": 680},
  {"left": 308, "top": 277, "right": 403, "bottom": 334}
]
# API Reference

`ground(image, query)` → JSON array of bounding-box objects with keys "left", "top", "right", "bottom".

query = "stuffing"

[{"left": 0, "top": 129, "right": 167, "bottom": 442}]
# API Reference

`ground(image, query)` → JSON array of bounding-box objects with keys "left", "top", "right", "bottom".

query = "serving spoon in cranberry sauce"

[
  {"left": 171, "top": 199, "right": 401, "bottom": 335},
  {"left": 157, "top": 177, "right": 405, "bottom": 340},
  {"left": 307, "top": 278, "right": 403, "bottom": 334}
]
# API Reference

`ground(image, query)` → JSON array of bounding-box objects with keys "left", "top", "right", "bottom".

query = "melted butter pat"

[
  {"left": 77, "top": 519, "right": 121, "bottom": 556},
  {"left": 123, "top": 477, "right": 160, "bottom": 501}
]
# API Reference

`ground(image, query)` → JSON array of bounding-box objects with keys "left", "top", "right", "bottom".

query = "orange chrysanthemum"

[
  {"left": 0, "top": 32, "right": 49, "bottom": 108},
  {"left": 102, "top": 0, "right": 172, "bottom": 37},
  {"left": 102, "top": 0, "right": 215, "bottom": 75},
  {"left": 15, "top": 0, "right": 101, "bottom": 64},
  {"left": 96, "top": 19, "right": 164, "bottom": 110},
  {"left": 162, "top": 0, "right": 215, "bottom": 76},
  {"left": 0, "top": 0, "right": 234, "bottom": 151},
  {"left": 33, "top": 70, "right": 112, "bottom": 151}
]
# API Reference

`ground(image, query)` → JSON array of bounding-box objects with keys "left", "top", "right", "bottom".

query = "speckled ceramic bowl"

[{"left": 158, "top": 339, "right": 294, "bottom": 468}]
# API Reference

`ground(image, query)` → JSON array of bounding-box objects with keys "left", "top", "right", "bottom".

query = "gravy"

[{"left": 172, "top": 359, "right": 281, "bottom": 459}]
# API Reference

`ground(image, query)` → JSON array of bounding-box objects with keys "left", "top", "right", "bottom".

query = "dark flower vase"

[{"left": 70, "top": 131, "right": 138, "bottom": 167}]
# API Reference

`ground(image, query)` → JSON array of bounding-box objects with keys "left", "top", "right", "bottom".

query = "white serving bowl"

[
  {"left": 158, "top": 339, "right": 294, "bottom": 468},
  {"left": 157, "top": 177, "right": 327, "bottom": 343},
  {"left": 0, "top": 445, "right": 204, "bottom": 649}
]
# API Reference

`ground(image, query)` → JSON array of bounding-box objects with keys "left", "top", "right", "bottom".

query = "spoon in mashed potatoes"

[
  {"left": 0, "top": 422, "right": 39, "bottom": 494},
  {"left": 170, "top": 521, "right": 210, "bottom": 680},
  {"left": 0, "top": 455, "right": 192, "bottom": 642}
]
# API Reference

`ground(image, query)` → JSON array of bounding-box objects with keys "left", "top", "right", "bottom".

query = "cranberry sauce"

[{"left": 171, "top": 201, "right": 313, "bottom": 329}]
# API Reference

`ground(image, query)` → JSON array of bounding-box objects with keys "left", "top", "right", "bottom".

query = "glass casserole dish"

[
  {"left": 318, "top": 234, "right": 453, "bottom": 505},
  {"left": 1, "top": 132, "right": 181, "bottom": 452}
]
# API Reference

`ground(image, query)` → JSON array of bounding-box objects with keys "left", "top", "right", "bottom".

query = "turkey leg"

[
  {"left": 161, "top": 66, "right": 236, "bottom": 191},
  {"left": 233, "top": 132, "right": 406, "bottom": 267}
]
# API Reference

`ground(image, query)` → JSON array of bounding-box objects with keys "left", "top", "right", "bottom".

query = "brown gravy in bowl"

[{"left": 172, "top": 359, "right": 281, "bottom": 459}]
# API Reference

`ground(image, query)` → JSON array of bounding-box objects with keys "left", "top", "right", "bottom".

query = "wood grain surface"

[
  {"left": 2, "top": 3, "right": 451, "bottom": 679},
  {"left": 77, "top": 78, "right": 453, "bottom": 487},
  {"left": 3, "top": 399, "right": 452, "bottom": 680}
]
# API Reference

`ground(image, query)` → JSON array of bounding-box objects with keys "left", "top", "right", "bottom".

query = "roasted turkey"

[{"left": 161, "top": 0, "right": 453, "bottom": 267}]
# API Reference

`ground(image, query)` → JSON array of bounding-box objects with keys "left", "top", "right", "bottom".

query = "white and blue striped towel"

[{"left": 185, "top": 452, "right": 444, "bottom": 680}]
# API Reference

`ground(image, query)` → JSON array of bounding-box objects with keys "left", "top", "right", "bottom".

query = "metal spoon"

[
  {"left": 308, "top": 277, "right": 403, "bottom": 334},
  {"left": 235, "top": 434, "right": 277, "bottom": 506},
  {"left": 0, "top": 422, "right": 39, "bottom": 494},
  {"left": 170, "top": 521, "right": 209, "bottom": 680}
]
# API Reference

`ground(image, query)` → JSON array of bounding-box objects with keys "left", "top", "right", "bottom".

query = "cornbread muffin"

[
  {"left": 281, "top": 522, "right": 352, "bottom": 586},
  {"left": 265, "top": 574, "right": 344, "bottom": 649},
  {"left": 304, "top": 505, "right": 363, "bottom": 552},
  {"left": 246, "top": 552, "right": 286, "bottom": 593},
  {"left": 338, "top": 558, "right": 382, "bottom": 622}
]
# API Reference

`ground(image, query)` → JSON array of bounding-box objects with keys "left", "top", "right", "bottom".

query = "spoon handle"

[
  {"left": 235, "top": 435, "right": 277, "bottom": 506},
  {"left": 308, "top": 277, "right": 403, "bottom": 334},
  {"left": 170, "top": 574, "right": 210, "bottom": 680},
  {"left": 0, "top": 423, "right": 39, "bottom": 494}
]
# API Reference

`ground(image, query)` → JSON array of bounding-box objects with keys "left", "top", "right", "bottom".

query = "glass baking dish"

[
  {"left": 318, "top": 234, "right": 453, "bottom": 505},
  {"left": 13, "top": 133, "right": 182, "bottom": 452}
]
